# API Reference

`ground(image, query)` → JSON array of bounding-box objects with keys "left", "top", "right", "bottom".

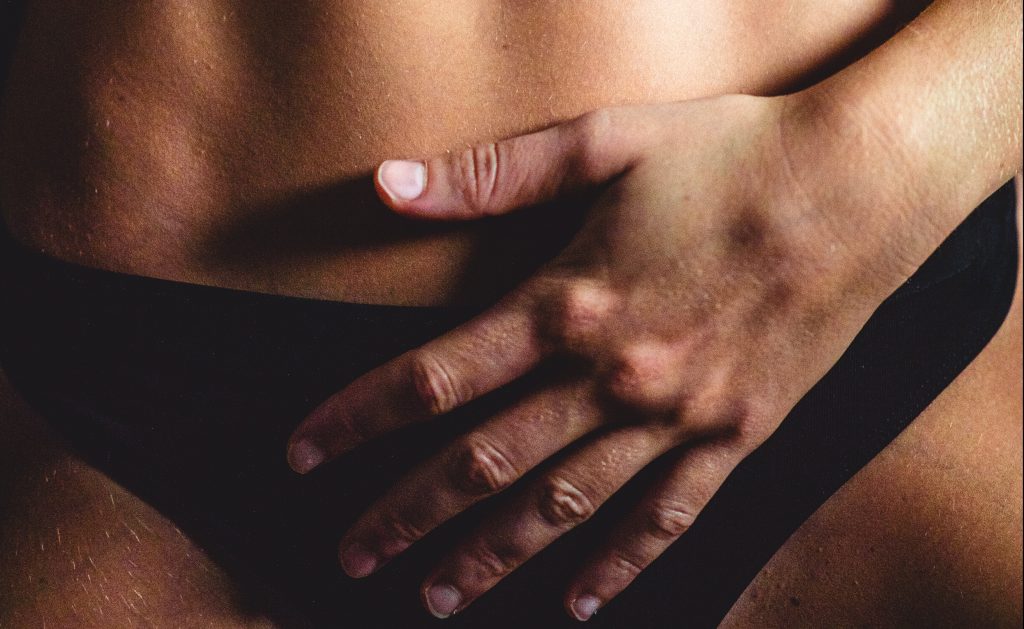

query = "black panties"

[{"left": 0, "top": 181, "right": 1017, "bottom": 628}]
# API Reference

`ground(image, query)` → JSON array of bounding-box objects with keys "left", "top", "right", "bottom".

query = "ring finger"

[
  {"left": 337, "top": 378, "right": 602, "bottom": 577},
  {"left": 419, "top": 424, "right": 679, "bottom": 618}
]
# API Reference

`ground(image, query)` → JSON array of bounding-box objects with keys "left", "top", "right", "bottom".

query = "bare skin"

[
  {"left": 0, "top": 0, "right": 933, "bottom": 305},
  {"left": 289, "top": 0, "right": 1022, "bottom": 619},
  {"left": 723, "top": 225, "right": 1024, "bottom": 627},
  {"left": 1, "top": 0, "right": 1021, "bottom": 626},
  {"left": 1, "top": 234, "right": 1019, "bottom": 627}
]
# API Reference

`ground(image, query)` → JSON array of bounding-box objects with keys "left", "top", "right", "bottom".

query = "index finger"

[{"left": 287, "top": 290, "right": 544, "bottom": 473}]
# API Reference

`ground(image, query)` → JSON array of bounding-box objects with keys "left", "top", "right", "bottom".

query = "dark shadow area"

[
  {"left": 1, "top": 181, "right": 1016, "bottom": 629},
  {"left": 202, "top": 168, "right": 595, "bottom": 305},
  {"left": 779, "top": 1, "right": 930, "bottom": 94}
]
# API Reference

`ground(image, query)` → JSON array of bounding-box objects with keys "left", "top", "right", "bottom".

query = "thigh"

[
  {"left": 4, "top": 280, "right": 1018, "bottom": 629},
  {"left": 4, "top": 293, "right": 1019, "bottom": 628},
  {"left": 0, "top": 371, "right": 279, "bottom": 628}
]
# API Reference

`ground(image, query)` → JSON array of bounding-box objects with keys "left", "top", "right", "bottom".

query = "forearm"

[{"left": 787, "top": 0, "right": 1021, "bottom": 283}]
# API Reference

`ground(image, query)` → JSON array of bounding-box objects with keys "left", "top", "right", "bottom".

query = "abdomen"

[{"left": 0, "top": 0, "right": 923, "bottom": 304}]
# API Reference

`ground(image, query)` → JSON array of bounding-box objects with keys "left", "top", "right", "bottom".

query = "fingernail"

[
  {"left": 378, "top": 160, "right": 426, "bottom": 201},
  {"left": 287, "top": 440, "right": 324, "bottom": 474},
  {"left": 571, "top": 595, "right": 601, "bottom": 621},
  {"left": 340, "top": 543, "right": 378, "bottom": 578},
  {"left": 425, "top": 583, "right": 462, "bottom": 618}
]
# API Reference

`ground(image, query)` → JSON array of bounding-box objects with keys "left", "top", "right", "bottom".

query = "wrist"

[{"left": 774, "top": 87, "right": 947, "bottom": 295}]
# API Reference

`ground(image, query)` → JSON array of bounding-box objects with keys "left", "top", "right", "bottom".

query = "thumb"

[{"left": 375, "top": 108, "right": 637, "bottom": 220}]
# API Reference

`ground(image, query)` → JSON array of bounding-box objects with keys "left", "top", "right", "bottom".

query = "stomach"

[{"left": 0, "top": 0, "right": 926, "bottom": 305}]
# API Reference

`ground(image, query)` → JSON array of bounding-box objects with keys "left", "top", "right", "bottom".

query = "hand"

[{"left": 287, "top": 94, "right": 911, "bottom": 620}]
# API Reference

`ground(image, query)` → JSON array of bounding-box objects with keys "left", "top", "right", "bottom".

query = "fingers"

[
  {"left": 336, "top": 380, "right": 601, "bottom": 577},
  {"left": 287, "top": 290, "right": 543, "bottom": 473},
  {"left": 420, "top": 425, "right": 676, "bottom": 619},
  {"left": 564, "top": 441, "right": 744, "bottom": 621},
  {"left": 375, "top": 108, "right": 640, "bottom": 220}
]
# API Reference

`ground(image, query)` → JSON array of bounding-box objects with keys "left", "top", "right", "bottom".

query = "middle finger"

[
  {"left": 420, "top": 424, "right": 678, "bottom": 618},
  {"left": 338, "top": 379, "right": 602, "bottom": 578}
]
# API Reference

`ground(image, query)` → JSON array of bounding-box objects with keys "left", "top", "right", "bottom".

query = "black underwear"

[{"left": 0, "top": 180, "right": 1017, "bottom": 628}]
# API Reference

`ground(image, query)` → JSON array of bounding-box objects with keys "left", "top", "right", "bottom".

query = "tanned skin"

[{"left": 1, "top": 1, "right": 1021, "bottom": 626}]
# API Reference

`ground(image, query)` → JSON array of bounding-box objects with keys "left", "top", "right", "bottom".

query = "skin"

[
  {"left": 288, "top": 0, "right": 1023, "bottom": 620},
  {"left": 0, "top": 373, "right": 281, "bottom": 628},
  {"left": 0, "top": 0, "right": 1020, "bottom": 626},
  {"left": 2, "top": 268, "right": 1019, "bottom": 627},
  {"left": 722, "top": 240, "right": 1024, "bottom": 627},
  {"left": 0, "top": 0, "right": 930, "bottom": 304}
]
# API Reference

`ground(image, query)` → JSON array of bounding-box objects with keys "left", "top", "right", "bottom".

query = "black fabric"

[
  {"left": 0, "top": 181, "right": 1017, "bottom": 628},
  {"left": 0, "top": 1, "right": 28, "bottom": 89}
]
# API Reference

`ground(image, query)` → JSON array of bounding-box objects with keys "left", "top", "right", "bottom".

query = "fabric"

[{"left": 0, "top": 180, "right": 1016, "bottom": 628}]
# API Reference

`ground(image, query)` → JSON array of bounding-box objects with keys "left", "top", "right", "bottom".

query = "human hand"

[{"left": 287, "top": 94, "right": 917, "bottom": 620}]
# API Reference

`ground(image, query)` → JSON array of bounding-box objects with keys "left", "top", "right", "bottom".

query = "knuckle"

[
  {"left": 671, "top": 391, "right": 715, "bottom": 437},
  {"left": 457, "top": 142, "right": 501, "bottom": 212},
  {"left": 448, "top": 435, "right": 519, "bottom": 496},
  {"left": 378, "top": 510, "right": 427, "bottom": 546},
  {"left": 606, "top": 548, "right": 645, "bottom": 579},
  {"left": 554, "top": 280, "right": 612, "bottom": 346},
  {"left": 606, "top": 360, "right": 650, "bottom": 402},
  {"left": 409, "top": 351, "right": 466, "bottom": 416},
  {"left": 463, "top": 541, "right": 517, "bottom": 580},
  {"left": 537, "top": 476, "right": 597, "bottom": 528},
  {"left": 645, "top": 500, "right": 696, "bottom": 540},
  {"left": 722, "top": 398, "right": 770, "bottom": 451},
  {"left": 604, "top": 347, "right": 665, "bottom": 410},
  {"left": 571, "top": 108, "right": 616, "bottom": 177}
]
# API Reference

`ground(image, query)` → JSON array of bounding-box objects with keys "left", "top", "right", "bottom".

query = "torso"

[
  {"left": 2, "top": 3, "right": 1021, "bottom": 627},
  {"left": 0, "top": 0, "right": 925, "bottom": 304}
]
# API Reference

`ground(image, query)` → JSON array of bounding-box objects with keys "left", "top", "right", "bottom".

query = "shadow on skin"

[
  {"left": 201, "top": 174, "right": 437, "bottom": 270},
  {"left": 200, "top": 170, "right": 594, "bottom": 303}
]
